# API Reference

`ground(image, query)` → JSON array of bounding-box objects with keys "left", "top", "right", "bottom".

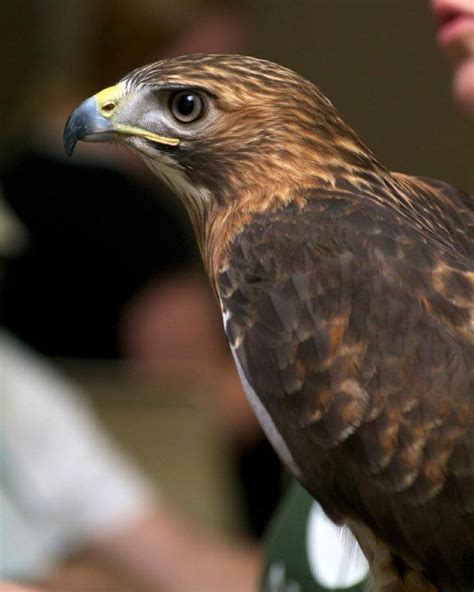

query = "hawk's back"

[{"left": 217, "top": 179, "right": 474, "bottom": 588}]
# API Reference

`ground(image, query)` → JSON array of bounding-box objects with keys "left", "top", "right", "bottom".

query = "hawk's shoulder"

[
  {"left": 217, "top": 188, "right": 473, "bottom": 576},
  {"left": 393, "top": 172, "right": 474, "bottom": 259},
  {"left": 218, "top": 187, "right": 473, "bottom": 498}
]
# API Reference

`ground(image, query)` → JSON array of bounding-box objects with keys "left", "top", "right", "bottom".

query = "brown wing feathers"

[{"left": 217, "top": 188, "right": 474, "bottom": 585}]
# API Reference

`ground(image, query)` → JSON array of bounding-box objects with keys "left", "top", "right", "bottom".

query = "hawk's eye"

[{"left": 170, "top": 91, "right": 205, "bottom": 123}]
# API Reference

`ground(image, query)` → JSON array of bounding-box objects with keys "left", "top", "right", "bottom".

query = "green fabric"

[{"left": 261, "top": 482, "right": 367, "bottom": 592}]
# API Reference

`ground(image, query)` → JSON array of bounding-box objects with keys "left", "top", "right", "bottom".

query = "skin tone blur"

[
  {"left": 37, "top": 507, "right": 258, "bottom": 592},
  {"left": 431, "top": 0, "right": 474, "bottom": 114}
]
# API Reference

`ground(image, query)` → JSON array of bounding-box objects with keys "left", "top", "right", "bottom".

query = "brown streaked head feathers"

[
  {"left": 121, "top": 52, "right": 384, "bottom": 201},
  {"left": 135, "top": 55, "right": 391, "bottom": 270},
  {"left": 65, "top": 55, "right": 386, "bottom": 263}
]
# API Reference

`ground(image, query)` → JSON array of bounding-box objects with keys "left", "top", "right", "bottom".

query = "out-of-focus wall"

[{"left": 249, "top": 0, "right": 473, "bottom": 192}]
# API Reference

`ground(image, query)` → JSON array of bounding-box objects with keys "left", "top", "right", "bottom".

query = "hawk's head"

[
  {"left": 64, "top": 54, "right": 389, "bottom": 277},
  {"left": 64, "top": 54, "right": 382, "bottom": 230}
]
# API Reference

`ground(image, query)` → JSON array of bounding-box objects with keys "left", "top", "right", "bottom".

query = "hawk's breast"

[{"left": 221, "top": 305, "right": 303, "bottom": 479}]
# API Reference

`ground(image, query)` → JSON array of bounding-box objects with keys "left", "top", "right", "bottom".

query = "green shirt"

[{"left": 262, "top": 482, "right": 368, "bottom": 592}]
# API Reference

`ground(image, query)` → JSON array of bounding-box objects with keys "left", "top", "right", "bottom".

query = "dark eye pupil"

[
  {"left": 177, "top": 94, "right": 196, "bottom": 116},
  {"left": 171, "top": 91, "right": 204, "bottom": 122}
]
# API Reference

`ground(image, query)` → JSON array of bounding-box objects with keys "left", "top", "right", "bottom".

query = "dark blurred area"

[{"left": 0, "top": 0, "right": 472, "bottom": 590}]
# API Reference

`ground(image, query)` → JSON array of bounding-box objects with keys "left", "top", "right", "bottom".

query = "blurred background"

[{"left": 0, "top": 1, "right": 473, "bottom": 591}]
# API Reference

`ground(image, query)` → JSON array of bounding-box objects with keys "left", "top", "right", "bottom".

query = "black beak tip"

[
  {"left": 63, "top": 96, "right": 116, "bottom": 156},
  {"left": 63, "top": 113, "right": 78, "bottom": 157}
]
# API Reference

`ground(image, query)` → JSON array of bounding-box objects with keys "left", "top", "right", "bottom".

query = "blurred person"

[
  {"left": 0, "top": 325, "right": 258, "bottom": 592},
  {"left": 0, "top": 193, "right": 259, "bottom": 591}
]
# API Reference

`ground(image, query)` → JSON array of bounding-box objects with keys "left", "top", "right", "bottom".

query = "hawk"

[{"left": 64, "top": 54, "right": 474, "bottom": 591}]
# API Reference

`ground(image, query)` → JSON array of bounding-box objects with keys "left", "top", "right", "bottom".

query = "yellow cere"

[
  {"left": 94, "top": 82, "right": 180, "bottom": 147},
  {"left": 95, "top": 83, "right": 126, "bottom": 118}
]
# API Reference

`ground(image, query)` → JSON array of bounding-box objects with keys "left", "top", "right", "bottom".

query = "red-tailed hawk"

[{"left": 64, "top": 54, "right": 474, "bottom": 591}]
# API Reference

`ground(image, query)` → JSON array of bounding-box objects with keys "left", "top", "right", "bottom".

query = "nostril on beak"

[{"left": 101, "top": 101, "right": 116, "bottom": 116}]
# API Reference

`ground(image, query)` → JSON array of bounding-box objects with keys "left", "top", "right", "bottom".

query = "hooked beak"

[{"left": 63, "top": 83, "right": 180, "bottom": 156}]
